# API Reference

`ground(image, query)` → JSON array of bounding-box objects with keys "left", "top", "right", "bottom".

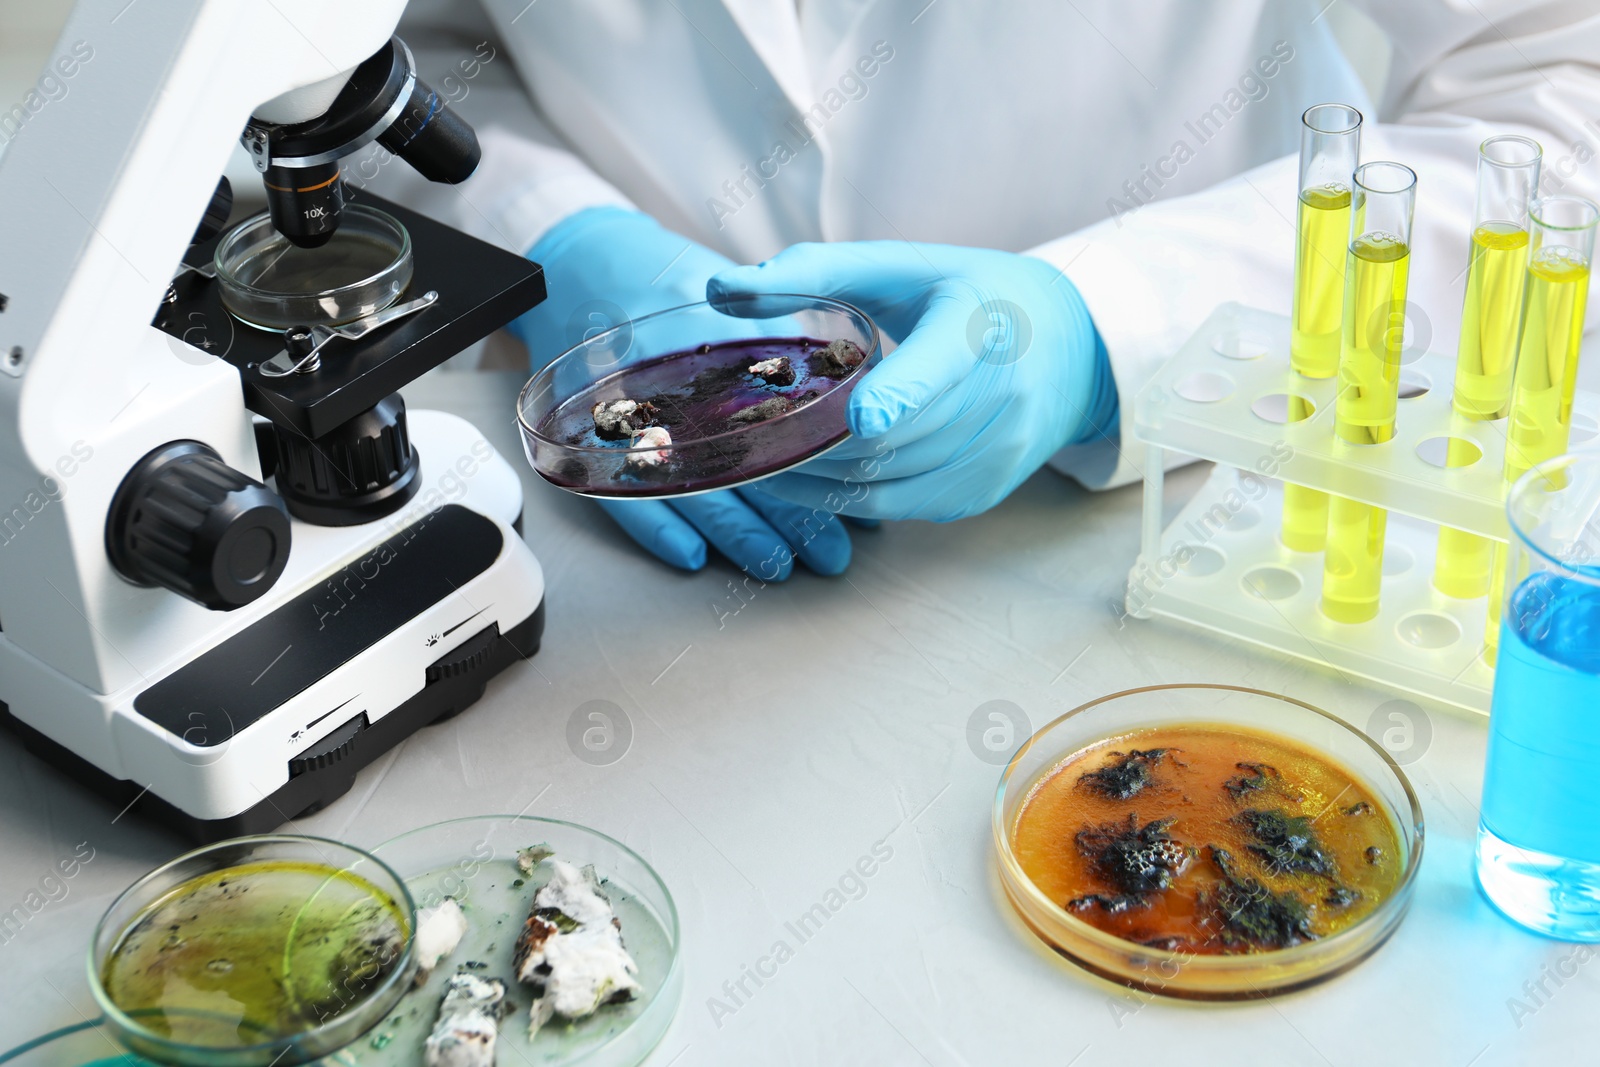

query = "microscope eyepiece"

[
  {"left": 377, "top": 80, "right": 481, "bottom": 185},
  {"left": 244, "top": 38, "right": 479, "bottom": 249}
]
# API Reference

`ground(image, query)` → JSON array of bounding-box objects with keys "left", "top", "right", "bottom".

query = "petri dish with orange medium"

[{"left": 994, "top": 684, "right": 1423, "bottom": 999}]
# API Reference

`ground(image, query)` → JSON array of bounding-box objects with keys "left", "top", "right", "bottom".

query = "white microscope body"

[{"left": 0, "top": 0, "right": 546, "bottom": 837}]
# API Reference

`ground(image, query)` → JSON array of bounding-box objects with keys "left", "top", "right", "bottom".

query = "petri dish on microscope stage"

[
  {"left": 516, "top": 294, "right": 881, "bottom": 498},
  {"left": 994, "top": 685, "right": 1424, "bottom": 1000},
  {"left": 214, "top": 205, "right": 413, "bottom": 330}
]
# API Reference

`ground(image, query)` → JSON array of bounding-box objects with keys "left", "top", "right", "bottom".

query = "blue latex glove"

[
  {"left": 508, "top": 207, "right": 723, "bottom": 366},
  {"left": 707, "top": 242, "right": 1119, "bottom": 521},
  {"left": 513, "top": 208, "right": 859, "bottom": 577}
]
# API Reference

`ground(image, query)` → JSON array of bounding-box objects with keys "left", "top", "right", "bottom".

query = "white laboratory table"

[{"left": 0, "top": 368, "right": 1591, "bottom": 1067}]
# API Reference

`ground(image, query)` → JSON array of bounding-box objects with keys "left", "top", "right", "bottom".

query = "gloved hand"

[
  {"left": 707, "top": 242, "right": 1119, "bottom": 521},
  {"left": 513, "top": 207, "right": 860, "bottom": 576}
]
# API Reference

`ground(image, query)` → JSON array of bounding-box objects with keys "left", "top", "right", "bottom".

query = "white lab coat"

[{"left": 381, "top": 0, "right": 1600, "bottom": 490}]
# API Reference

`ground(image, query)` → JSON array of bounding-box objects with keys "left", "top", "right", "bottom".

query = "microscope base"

[
  {"left": 0, "top": 410, "right": 547, "bottom": 840},
  {"left": 2, "top": 601, "right": 543, "bottom": 841}
]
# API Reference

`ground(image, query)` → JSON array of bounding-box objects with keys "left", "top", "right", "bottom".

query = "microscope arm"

[{"left": 0, "top": 0, "right": 405, "bottom": 694}]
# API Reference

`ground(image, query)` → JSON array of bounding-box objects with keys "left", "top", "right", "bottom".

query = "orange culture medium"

[{"left": 1011, "top": 724, "right": 1402, "bottom": 955}]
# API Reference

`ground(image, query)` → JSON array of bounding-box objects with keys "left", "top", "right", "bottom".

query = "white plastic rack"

[{"left": 1127, "top": 303, "right": 1600, "bottom": 714}]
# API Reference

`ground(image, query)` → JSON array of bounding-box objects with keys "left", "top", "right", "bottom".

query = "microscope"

[{"left": 0, "top": 0, "right": 547, "bottom": 839}]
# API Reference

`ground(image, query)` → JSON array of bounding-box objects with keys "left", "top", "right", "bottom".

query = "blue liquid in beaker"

[{"left": 1477, "top": 570, "right": 1600, "bottom": 940}]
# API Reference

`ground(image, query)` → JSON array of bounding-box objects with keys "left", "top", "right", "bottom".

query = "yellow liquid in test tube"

[
  {"left": 1504, "top": 247, "right": 1591, "bottom": 484},
  {"left": 1484, "top": 540, "right": 1508, "bottom": 663},
  {"left": 1434, "top": 223, "right": 1532, "bottom": 598},
  {"left": 1457, "top": 224, "right": 1533, "bottom": 418},
  {"left": 1284, "top": 185, "right": 1353, "bottom": 551},
  {"left": 1293, "top": 186, "right": 1353, "bottom": 377},
  {"left": 1486, "top": 245, "right": 1591, "bottom": 662},
  {"left": 1322, "top": 233, "right": 1410, "bottom": 624},
  {"left": 1434, "top": 494, "right": 1496, "bottom": 599},
  {"left": 1334, "top": 233, "right": 1409, "bottom": 445}
]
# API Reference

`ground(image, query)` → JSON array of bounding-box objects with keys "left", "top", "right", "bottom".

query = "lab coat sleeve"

[
  {"left": 454, "top": 128, "right": 638, "bottom": 255},
  {"left": 359, "top": 8, "right": 635, "bottom": 255},
  {"left": 1036, "top": 0, "right": 1600, "bottom": 492}
]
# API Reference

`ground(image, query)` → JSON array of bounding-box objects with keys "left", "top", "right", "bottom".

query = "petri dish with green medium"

[{"left": 89, "top": 835, "right": 417, "bottom": 1066}]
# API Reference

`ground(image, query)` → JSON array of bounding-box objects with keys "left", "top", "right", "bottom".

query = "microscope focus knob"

[
  {"left": 268, "top": 392, "right": 420, "bottom": 526},
  {"left": 107, "top": 441, "right": 291, "bottom": 611}
]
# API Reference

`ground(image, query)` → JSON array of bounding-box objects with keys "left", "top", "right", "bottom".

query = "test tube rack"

[{"left": 1127, "top": 302, "right": 1600, "bottom": 714}]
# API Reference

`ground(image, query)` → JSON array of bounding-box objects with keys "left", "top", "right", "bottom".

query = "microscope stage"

[{"left": 159, "top": 193, "right": 546, "bottom": 438}]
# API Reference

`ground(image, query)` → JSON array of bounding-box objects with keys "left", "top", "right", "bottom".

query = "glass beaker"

[{"left": 1477, "top": 451, "right": 1600, "bottom": 940}]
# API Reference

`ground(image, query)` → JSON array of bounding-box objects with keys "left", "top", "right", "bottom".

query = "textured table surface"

[{"left": 0, "top": 368, "right": 1591, "bottom": 1067}]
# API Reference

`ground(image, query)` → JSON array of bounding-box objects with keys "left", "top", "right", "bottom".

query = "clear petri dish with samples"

[
  {"left": 517, "top": 294, "right": 881, "bottom": 498},
  {"left": 214, "top": 205, "right": 413, "bottom": 330},
  {"left": 89, "top": 835, "right": 417, "bottom": 1066},
  {"left": 353, "top": 815, "right": 683, "bottom": 1067},
  {"left": 994, "top": 684, "right": 1424, "bottom": 999}
]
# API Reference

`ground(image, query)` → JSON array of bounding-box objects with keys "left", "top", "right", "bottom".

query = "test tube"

[
  {"left": 1485, "top": 193, "right": 1598, "bottom": 661},
  {"left": 1320, "top": 162, "right": 1417, "bottom": 624},
  {"left": 1502, "top": 195, "right": 1598, "bottom": 484},
  {"left": 1283, "top": 104, "right": 1362, "bottom": 553},
  {"left": 1434, "top": 136, "right": 1542, "bottom": 600}
]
